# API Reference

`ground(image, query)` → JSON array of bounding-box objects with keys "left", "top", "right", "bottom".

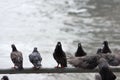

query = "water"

[{"left": 0, "top": 0, "right": 120, "bottom": 80}]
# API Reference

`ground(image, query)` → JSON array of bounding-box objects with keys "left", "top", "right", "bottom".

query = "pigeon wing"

[{"left": 29, "top": 52, "right": 42, "bottom": 66}]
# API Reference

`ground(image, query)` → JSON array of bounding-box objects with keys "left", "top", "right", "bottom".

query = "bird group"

[
  {"left": 10, "top": 42, "right": 67, "bottom": 70},
  {"left": 11, "top": 44, "right": 42, "bottom": 70},
  {"left": 10, "top": 41, "right": 119, "bottom": 68},
  {"left": 10, "top": 41, "right": 118, "bottom": 80},
  {"left": 68, "top": 41, "right": 117, "bottom": 80}
]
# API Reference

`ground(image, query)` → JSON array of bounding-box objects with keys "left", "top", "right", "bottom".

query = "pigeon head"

[
  {"left": 96, "top": 48, "right": 102, "bottom": 54},
  {"left": 101, "top": 65, "right": 109, "bottom": 72},
  {"left": 57, "top": 42, "right": 61, "bottom": 46},
  {"left": 102, "top": 40, "right": 112, "bottom": 53},
  {"left": 77, "top": 43, "right": 84, "bottom": 51},
  {"left": 11, "top": 44, "right": 17, "bottom": 51},
  {"left": 1, "top": 76, "right": 9, "bottom": 80},
  {"left": 78, "top": 43, "right": 82, "bottom": 47},
  {"left": 33, "top": 47, "right": 38, "bottom": 52},
  {"left": 103, "top": 41, "right": 108, "bottom": 46},
  {"left": 11, "top": 44, "right": 15, "bottom": 48},
  {"left": 56, "top": 42, "right": 62, "bottom": 48},
  {"left": 34, "top": 47, "right": 37, "bottom": 50},
  {"left": 55, "top": 42, "right": 63, "bottom": 52}
]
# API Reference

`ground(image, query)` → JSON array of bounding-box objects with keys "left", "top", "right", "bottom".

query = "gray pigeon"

[
  {"left": 68, "top": 55, "right": 100, "bottom": 69},
  {"left": 53, "top": 42, "right": 67, "bottom": 68},
  {"left": 1, "top": 76, "right": 9, "bottom": 80},
  {"left": 101, "top": 54, "right": 120, "bottom": 66},
  {"left": 75, "top": 43, "right": 87, "bottom": 57},
  {"left": 10, "top": 44, "right": 23, "bottom": 70},
  {"left": 29, "top": 47, "right": 42, "bottom": 69}
]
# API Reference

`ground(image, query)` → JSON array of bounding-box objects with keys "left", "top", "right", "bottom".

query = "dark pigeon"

[
  {"left": 29, "top": 47, "right": 42, "bottom": 69},
  {"left": 97, "top": 58, "right": 116, "bottom": 80},
  {"left": 1, "top": 76, "right": 9, "bottom": 80},
  {"left": 68, "top": 55, "right": 100, "bottom": 69},
  {"left": 75, "top": 43, "right": 87, "bottom": 57},
  {"left": 101, "top": 41, "right": 112, "bottom": 54},
  {"left": 53, "top": 42, "right": 67, "bottom": 68},
  {"left": 10, "top": 44, "right": 23, "bottom": 70}
]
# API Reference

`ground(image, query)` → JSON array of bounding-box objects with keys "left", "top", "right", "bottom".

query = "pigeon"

[
  {"left": 10, "top": 44, "right": 23, "bottom": 70},
  {"left": 1, "top": 76, "right": 9, "bottom": 80},
  {"left": 101, "top": 41, "right": 112, "bottom": 54},
  {"left": 29, "top": 47, "right": 42, "bottom": 69},
  {"left": 53, "top": 42, "right": 67, "bottom": 68},
  {"left": 96, "top": 58, "right": 116, "bottom": 80},
  {"left": 75, "top": 43, "right": 87, "bottom": 57},
  {"left": 68, "top": 55, "right": 100, "bottom": 69}
]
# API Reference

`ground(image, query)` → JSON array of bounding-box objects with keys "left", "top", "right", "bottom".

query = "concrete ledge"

[{"left": 0, "top": 67, "right": 119, "bottom": 74}]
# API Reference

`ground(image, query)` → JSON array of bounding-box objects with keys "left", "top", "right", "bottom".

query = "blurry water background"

[{"left": 0, "top": 0, "right": 120, "bottom": 80}]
